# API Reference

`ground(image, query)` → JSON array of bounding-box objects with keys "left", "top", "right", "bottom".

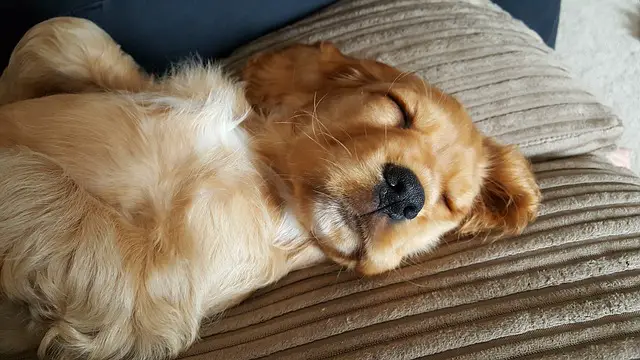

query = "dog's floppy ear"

[
  {"left": 458, "top": 138, "right": 541, "bottom": 237},
  {"left": 242, "top": 41, "right": 391, "bottom": 113}
]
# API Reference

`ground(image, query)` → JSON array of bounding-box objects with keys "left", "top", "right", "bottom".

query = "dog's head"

[{"left": 243, "top": 42, "right": 540, "bottom": 275}]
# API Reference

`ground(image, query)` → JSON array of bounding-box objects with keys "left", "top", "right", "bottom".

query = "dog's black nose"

[{"left": 378, "top": 164, "right": 425, "bottom": 220}]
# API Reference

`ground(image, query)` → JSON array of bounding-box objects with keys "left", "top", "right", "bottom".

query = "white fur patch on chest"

[
  {"left": 144, "top": 96, "right": 251, "bottom": 158},
  {"left": 191, "top": 100, "right": 250, "bottom": 156},
  {"left": 273, "top": 207, "right": 307, "bottom": 249}
]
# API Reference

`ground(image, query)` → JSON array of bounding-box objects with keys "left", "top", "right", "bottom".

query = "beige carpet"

[{"left": 556, "top": 0, "right": 640, "bottom": 173}]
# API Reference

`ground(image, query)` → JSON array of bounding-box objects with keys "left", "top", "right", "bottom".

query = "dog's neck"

[
  {"left": 257, "top": 159, "right": 301, "bottom": 239},
  {"left": 246, "top": 116, "right": 327, "bottom": 272},
  {"left": 256, "top": 158, "right": 327, "bottom": 271}
]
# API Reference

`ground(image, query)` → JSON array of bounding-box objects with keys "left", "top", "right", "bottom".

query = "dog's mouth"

[
  {"left": 306, "top": 163, "right": 425, "bottom": 272},
  {"left": 310, "top": 192, "right": 389, "bottom": 265},
  {"left": 340, "top": 199, "right": 379, "bottom": 243}
]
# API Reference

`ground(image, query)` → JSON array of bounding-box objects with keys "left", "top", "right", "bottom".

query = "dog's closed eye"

[{"left": 386, "top": 93, "right": 412, "bottom": 129}]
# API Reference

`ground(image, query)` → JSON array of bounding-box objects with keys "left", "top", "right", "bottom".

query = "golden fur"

[
  {"left": 243, "top": 42, "right": 540, "bottom": 273},
  {"left": 0, "top": 18, "right": 540, "bottom": 359}
]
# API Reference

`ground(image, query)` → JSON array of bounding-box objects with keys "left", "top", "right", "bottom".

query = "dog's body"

[
  {"left": 0, "top": 18, "right": 540, "bottom": 360},
  {"left": 0, "top": 18, "right": 320, "bottom": 359}
]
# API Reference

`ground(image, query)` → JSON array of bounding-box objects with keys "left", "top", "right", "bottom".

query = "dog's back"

[{"left": 0, "top": 57, "right": 289, "bottom": 360}]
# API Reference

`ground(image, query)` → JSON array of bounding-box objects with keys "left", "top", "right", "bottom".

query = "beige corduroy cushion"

[
  {"left": 179, "top": 155, "right": 640, "bottom": 359},
  {"left": 225, "top": 0, "right": 623, "bottom": 159}
]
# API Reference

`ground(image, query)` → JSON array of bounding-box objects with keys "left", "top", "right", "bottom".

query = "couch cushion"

[
  {"left": 225, "top": 0, "right": 623, "bottom": 159},
  {"left": 180, "top": 156, "right": 640, "bottom": 359}
]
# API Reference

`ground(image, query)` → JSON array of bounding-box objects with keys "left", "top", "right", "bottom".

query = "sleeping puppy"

[{"left": 0, "top": 17, "right": 540, "bottom": 360}]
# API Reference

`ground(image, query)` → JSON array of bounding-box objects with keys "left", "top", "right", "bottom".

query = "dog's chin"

[{"left": 311, "top": 197, "right": 400, "bottom": 275}]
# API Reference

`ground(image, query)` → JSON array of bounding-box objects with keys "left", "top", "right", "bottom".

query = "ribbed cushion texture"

[
  {"left": 225, "top": 0, "right": 623, "bottom": 159},
  {"left": 176, "top": 1, "right": 637, "bottom": 359}
]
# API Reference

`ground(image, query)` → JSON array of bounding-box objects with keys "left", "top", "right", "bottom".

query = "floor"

[{"left": 555, "top": 0, "right": 640, "bottom": 173}]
